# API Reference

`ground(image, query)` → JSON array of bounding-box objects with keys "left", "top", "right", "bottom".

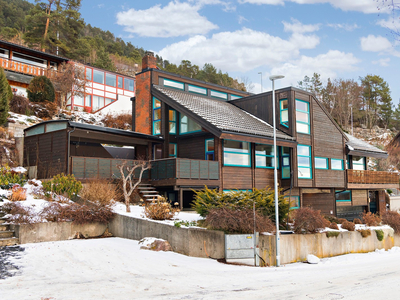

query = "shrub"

[
  {"left": 375, "top": 229, "right": 384, "bottom": 241},
  {"left": 1, "top": 202, "right": 34, "bottom": 224},
  {"left": 204, "top": 207, "right": 275, "bottom": 234},
  {"left": 192, "top": 187, "right": 289, "bottom": 224},
  {"left": 0, "top": 165, "right": 26, "bottom": 189},
  {"left": 79, "top": 179, "right": 118, "bottom": 207},
  {"left": 30, "top": 101, "right": 58, "bottom": 119},
  {"left": 174, "top": 220, "right": 197, "bottom": 228},
  {"left": 27, "top": 76, "right": 55, "bottom": 103},
  {"left": 358, "top": 229, "right": 371, "bottom": 238},
  {"left": 325, "top": 216, "right": 340, "bottom": 224},
  {"left": 292, "top": 207, "right": 329, "bottom": 234},
  {"left": 362, "top": 212, "right": 381, "bottom": 226},
  {"left": 337, "top": 218, "right": 347, "bottom": 224},
  {"left": 101, "top": 113, "right": 132, "bottom": 130},
  {"left": 329, "top": 222, "right": 339, "bottom": 230},
  {"left": 9, "top": 184, "right": 27, "bottom": 201},
  {"left": 42, "top": 173, "right": 82, "bottom": 199},
  {"left": 143, "top": 196, "right": 179, "bottom": 220},
  {"left": 341, "top": 220, "right": 355, "bottom": 231},
  {"left": 9, "top": 94, "right": 31, "bottom": 115},
  {"left": 326, "top": 231, "right": 340, "bottom": 238},
  {"left": 353, "top": 218, "right": 362, "bottom": 225},
  {"left": 0, "top": 66, "right": 11, "bottom": 125},
  {"left": 381, "top": 211, "right": 400, "bottom": 233}
]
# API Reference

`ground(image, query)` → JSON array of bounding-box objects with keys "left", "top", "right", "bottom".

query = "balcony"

[
  {"left": 347, "top": 169, "right": 399, "bottom": 189},
  {"left": 0, "top": 57, "right": 55, "bottom": 77}
]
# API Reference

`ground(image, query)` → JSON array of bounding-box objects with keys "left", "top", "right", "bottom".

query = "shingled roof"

[
  {"left": 153, "top": 85, "right": 294, "bottom": 141},
  {"left": 345, "top": 133, "right": 388, "bottom": 159}
]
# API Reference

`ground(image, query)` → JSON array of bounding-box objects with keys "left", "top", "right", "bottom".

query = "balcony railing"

[
  {"left": 347, "top": 169, "right": 399, "bottom": 185},
  {"left": 0, "top": 57, "right": 56, "bottom": 77}
]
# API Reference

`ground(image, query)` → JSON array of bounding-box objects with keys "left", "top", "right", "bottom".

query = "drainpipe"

[{"left": 67, "top": 125, "right": 76, "bottom": 174}]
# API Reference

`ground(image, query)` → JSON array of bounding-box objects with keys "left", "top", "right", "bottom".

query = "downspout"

[{"left": 67, "top": 125, "right": 76, "bottom": 174}]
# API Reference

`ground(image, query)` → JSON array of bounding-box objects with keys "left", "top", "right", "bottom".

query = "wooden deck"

[
  {"left": 0, "top": 57, "right": 55, "bottom": 77},
  {"left": 347, "top": 169, "right": 399, "bottom": 189}
]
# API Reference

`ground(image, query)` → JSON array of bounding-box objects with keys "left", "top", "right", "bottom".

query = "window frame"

[
  {"left": 179, "top": 113, "right": 202, "bottom": 135},
  {"left": 223, "top": 139, "right": 251, "bottom": 167},
  {"left": 92, "top": 69, "right": 104, "bottom": 84},
  {"left": 331, "top": 158, "right": 344, "bottom": 170},
  {"left": 169, "top": 143, "right": 177, "bottom": 157},
  {"left": 169, "top": 109, "right": 177, "bottom": 134},
  {"left": 152, "top": 97, "right": 162, "bottom": 136},
  {"left": 280, "top": 99, "right": 289, "bottom": 128},
  {"left": 295, "top": 99, "right": 310, "bottom": 134},
  {"left": 285, "top": 195, "right": 300, "bottom": 210},
  {"left": 335, "top": 190, "right": 352, "bottom": 202},
  {"left": 205, "top": 138, "right": 215, "bottom": 160},
  {"left": 281, "top": 147, "right": 291, "bottom": 179},
  {"left": 164, "top": 78, "right": 184, "bottom": 90},
  {"left": 255, "top": 144, "right": 276, "bottom": 169},
  {"left": 297, "top": 144, "right": 312, "bottom": 179},
  {"left": 315, "top": 157, "right": 329, "bottom": 170}
]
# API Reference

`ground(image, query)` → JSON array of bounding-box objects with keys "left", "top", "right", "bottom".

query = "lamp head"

[{"left": 269, "top": 75, "right": 285, "bottom": 81}]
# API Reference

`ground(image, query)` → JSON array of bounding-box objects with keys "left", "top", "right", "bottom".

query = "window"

[
  {"left": 280, "top": 99, "right": 289, "bottom": 127},
  {"left": 106, "top": 73, "right": 116, "bottom": 87},
  {"left": 285, "top": 195, "right": 300, "bottom": 209},
  {"left": 210, "top": 90, "right": 228, "bottom": 100},
  {"left": 85, "top": 95, "right": 92, "bottom": 107},
  {"left": 164, "top": 79, "right": 184, "bottom": 90},
  {"left": 223, "top": 140, "right": 251, "bottom": 167},
  {"left": 0, "top": 48, "right": 9, "bottom": 58},
  {"left": 282, "top": 147, "right": 290, "bottom": 179},
  {"left": 154, "top": 144, "right": 162, "bottom": 159},
  {"left": 352, "top": 156, "right": 366, "bottom": 170},
  {"left": 118, "top": 77, "right": 123, "bottom": 89},
  {"left": 92, "top": 95, "right": 104, "bottom": 110},
  {"left": 188, "top": 84, "right": 207, "bottom": 95},
  {"left": 169, "top": 143, "right": 177, "bottom": 157},
  {"left": 180, "top": 114, "right": 201, "bottom": 134},
  {"left": 153, "top": 98, "right": 161, "bottom": 135},
  {"left": 335, "top": 190, "right": 351, "bottom": 202},
  {"left": 169, "top": 110, "right": 176, "bottom": 134},
  {"left": 105, "top": 98, "right": 114, "bottom": 105},
  {"left": 86, "top": 68, "right": 92, "bottom": 81},
  {"left": 93, "top": 69, "right": 104, "bottom": 84},
  {"left": 230, "top": 95, "right": 242, "bottom": 100},
  {"left": 331, "top": 159, "right": 344, "bottom": 170},
  {"left": 205, "top": 139, "right": 215, "bottom": 160},
  {"left": 74, "top": 95, "right": 84, "bottom": 106},
  {"left": 124, "top": 78, "right": 134, "bottom": 91},
  {"left": 255, "top": 144, "right": 275, "bottom": 168},
  {"left": 315, "top": 157, "right": 329, "bottom": 169},
  {"left": 297, "top": 144, "right": 312, "bottom": 179},
  {"left": 296, "top": 100, "right": 310, "bottom": 134}
]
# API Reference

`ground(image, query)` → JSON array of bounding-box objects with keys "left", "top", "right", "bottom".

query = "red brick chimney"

[{"left": 141, "top": 51, "right": 157, "bottom": 71}]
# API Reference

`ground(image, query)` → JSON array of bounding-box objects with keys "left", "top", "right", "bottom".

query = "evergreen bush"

[
  {"left": 42, "top": 173, "right": 82, "bottom": 199},
  {"left": 375, "top": 229, "right": 384, "bottom": 241},
  {"left": 27, "top": 76, "right": 55, "bottom": 103},
  {"left": 0, "top": 67, "right": 11, "bottom": 125}
]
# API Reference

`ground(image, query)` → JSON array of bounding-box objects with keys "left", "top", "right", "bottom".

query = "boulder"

[{"left": 139, "top": 237, "right": 172, "bottom": 252}]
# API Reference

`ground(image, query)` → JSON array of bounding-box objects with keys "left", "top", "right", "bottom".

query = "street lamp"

[
  {"left": 269, "top": 74, "right": 284, "bottom": 267},
  {"left": 258, "top": 72, "right": 263, "bottom": 93}
]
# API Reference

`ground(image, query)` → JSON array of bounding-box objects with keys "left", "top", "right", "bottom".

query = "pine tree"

[{"left": 0, "top": 67, "right": 11, "bottom": 125}]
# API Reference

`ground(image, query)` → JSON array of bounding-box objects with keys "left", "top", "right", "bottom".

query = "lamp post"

[
  {"left": 269, "top": 74, "right": 284, "bottom": 267},
  {"left": 258, "top": 72, "right": 263, "bottom": 93}
]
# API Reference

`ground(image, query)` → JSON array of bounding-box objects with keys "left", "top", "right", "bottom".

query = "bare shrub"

[
  {"left": 329, "top": 222, "right": 339, "bottom": 230},
  {"left": 9, "top": 184, "right": 27, "bottom": 201},
  {"left": 40, "top": 202, "right": 64, "bottom": 222},
  {"left": 325, "top": 215, "right": 339, "bottom": 224},
  {"left": 341, "top": 220, "right": 355, "bottom": 231},
  {"left": 10, "top": 94, "right": 31, "bottom": 114},
  {"left": 292, "top": 207, "right": 329, "bottom": 234},
  {"left": 358, "top": 229, "right": 371, "bottom": 238},
  {"left": 143, "top": 196, "right": 179, "bottom": 220},
  {"left": 1, "top": 202, "right": 34, "bottom": 224},
  {"left": 80, "top": 179, "right": 118, "bottom": 207},
  {"left": 381, "top": 211, "right": 400, "bottom": 233},
  {"left": 362, "top": 212, "right": 381, "bottom": 226},
  {"left": 337, "top": 218, "right": 347, "bottom": 224},
  {"left": 30, "top": 101, "right": 58, "bottom": 119},
  {"left": 204, "top": 207, "right": 275, "bottom": 234},
  {"left": 102, "top": 113, "right": 132, "bottom": 130},
  {"left": 353, "top": 218, "right": 362, "bottom": 224}
]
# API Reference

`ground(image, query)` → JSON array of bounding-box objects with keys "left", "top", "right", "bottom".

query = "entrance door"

[{"left": 369, "top": 191, "right": 377, "bottom": 213}]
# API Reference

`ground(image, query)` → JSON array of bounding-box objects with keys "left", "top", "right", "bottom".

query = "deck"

[{"left": 347, "top": 169, "right": 399, "bottom": 189}]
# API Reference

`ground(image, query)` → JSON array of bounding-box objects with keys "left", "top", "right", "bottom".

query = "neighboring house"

[
  {"left": 0, "top": 39, "right": 134, "bottom": 114},
  {"left": 23, "top": 52, "right": 399, "bottom": 219}
]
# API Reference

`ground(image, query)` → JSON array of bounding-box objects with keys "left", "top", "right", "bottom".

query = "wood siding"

[
  {"left": 352, "top": 190, "right": 368, "bottom": 206},
  {"left": 254, "top": 168, "right": 275, "bottom": 189},
  {"left": 303, "top": 192, "right": 335, "bottom": 215},
  {"left": 315, "top": 170, "right": 345, "bottom": 188},
  {"left": 178, "top": 135, "right": 213, "bottom": 160},
  {"left": 222, "top": 167, "right": 252, "bottom": 190}
]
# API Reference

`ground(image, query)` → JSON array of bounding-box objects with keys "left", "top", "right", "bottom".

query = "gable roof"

[
  {"left": 345, "top": 133, "right": 388, "bottom": 159},
  {"left": 152, "top": 85, "right": 294, "bottom": 142}
]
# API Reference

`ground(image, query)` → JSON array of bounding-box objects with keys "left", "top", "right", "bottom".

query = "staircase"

[
  {"left": 136, "top": 183, "right": 161, "bottom": 202},
  {"left": 0, "top": 217, "right": 19, "bottom": 247}
]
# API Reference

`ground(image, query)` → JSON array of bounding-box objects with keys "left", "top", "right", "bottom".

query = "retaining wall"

[
  {"left": 259, "top": 229, "right": 400, "bottom": 266},
  {"left": 108, "top": 214, "right": 225, "bottom": 259}
]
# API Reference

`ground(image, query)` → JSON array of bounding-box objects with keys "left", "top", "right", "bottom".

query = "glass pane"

[
  {"left": 353, "top": 164, "right": 365, "bottom": 170},
  {"left": 125, "top": 78, "right": 134, "bottom": 91},
  {"left": 154, "top": 144, "right": 162, "bottom": 159},
  {"left": 298, "top": 167, "right": 311, "bottom": 178},
  {"left": 86, "top": 68, "right": 92, "bottom": 80},
  {"left": 352, "top": 156, "right": 364, "bottom": 164},
  {"left": 169, "top": 110, "right": 176, "bottom": 121},
  {"left": 282, "top": 147, "right": 290, "bottom": 155},
  {"left": 224, "top": 140, "right": 250, "bottom": 153},
  {"left": 154, "top": 99, "right": 161, "bottom": 108},
  {"left": 169, "top": 122, "right": 176, "bottom": 134},
  {"left": 210, "top": 90, "right": 228, "bottom": 99},
  {"left": 280, "top": 99, "right": 288, "bottom": 110},
  {"left": 298, "top": 156, "right": 310, "bottom": 167},
  {"left": 105, "top": 98, "right": 113, "bottom": 105},
  {"left": 154, "top": 109, "right": 161, "bottom": 120},
  {"left": 281, "top": 110, "right": 288, "bottom": 123},
  {"left": 188, "top": 85, "right": 207, "bottom": 95},
  {"left": 296, "top": 111, "right": 308, "bottom": 123},
  {"left": 164, "top": 79, "right": 184, "bottom": 90},
  {"left": 297, "top": 145, "right": 310, "bottom": 156},
  {"left": 106, "top": 73, "right": 116, "bottom": 87},
  {"left": 206, "top": 139, "right": 214, "bottom": 152},
  {"left": 296, "top": 100, "right": 308, "bottom": 112},
  {"left": 296, "top": 122, "right": 309, "bottom": 134},
  {"left": 255, "top": 144, "right": 273, "bottom": 155},
  {"left": 224, "top": 152, "right": 250, "bottom": 166},
  {"left": 331, "top": 159, "right": 343, "bottom": 170},
  {"left": 25, "top": 124, "right": 45, "bottom": 136},
  {"left": 282, "top": 167, "right": 290, "bottom": 178},
  {"left": 282, "top": 157, "right": 290, "bottom": 166},
  {"left": 74, "top": 95, "right": 84, "bottom": 106},
  {"left": 256, "top": 156, "right": 274, "bottom": 168},
  {"left": 336, "top": 191, "right": 351, "bottom": 201},
  {"left": 315, "top": 158, "right": 327, "bottom": 169},
  {"left": 153, "top": 121, "right": 161, "bottom": 135},
  {"left": 46, "top": 123, "right": 67, "bottom": 132},
  {"left": 93, "top": 70, "right": 104, "bottom": 84},
  {"left": 118, "top": 77, "right": 123, "bottom": 88}
]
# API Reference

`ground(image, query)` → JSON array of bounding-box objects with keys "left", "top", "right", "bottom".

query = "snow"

[
  {"left": 1, "top": 238, "right": 400, "bottom": 300},
  {"left": 7, "top": 112, "right": 42, "bottom": 126},
  {"left": 306, "top": 254, "right": 320, "bottom": 264}
]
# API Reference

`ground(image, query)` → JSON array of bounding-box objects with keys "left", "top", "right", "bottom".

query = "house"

[
  {"left": 0, "top": 39, "right": 134, "bottom": 114},
  {"left": 23, "top": 51, "right": 399, "bottom": 219}
]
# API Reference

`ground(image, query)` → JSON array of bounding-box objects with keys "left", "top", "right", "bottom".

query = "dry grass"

[
  {"left": 143, "top": 196, "right": 179, "bottom": 220},
  {"left": 101, "top": 112, "right": 132, "bottom": 130},
  {"left": 329, "top": 222, "right": 339, "bottom": 230},
  {"left": 358, "top": 229, "right": 372, "bottom": 238},
  {"left": 341, "top": 220, "right": 355, "bottom": 231},
  {"left": 292, "top": 207, "right": 330, "bottom": 234},
  {"left": 381, "top": 211, "right": 400, "bottom": 233},
  {"left": 80, "top": 179, "right": 118, "bottom": 207},
  {"left": 362, "top": 212, "right": 381, "bottom": 226},
  {"left": 9, "top": 185, "right": 27, "bottom": 201}
]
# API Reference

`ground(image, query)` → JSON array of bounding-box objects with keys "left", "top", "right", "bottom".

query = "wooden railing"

[
  {"left": 0, "top": 57, "right": 56, "bottom": 77},
  {"left": 347, "top": 169, "right": 399, "bottom": 185}
]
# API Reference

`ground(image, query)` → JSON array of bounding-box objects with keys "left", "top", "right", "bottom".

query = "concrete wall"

[
  {"left": 259, "top": 229, "right": 400, "bottom": 266},
  {"left": 108, "top": 214, "right": 225, "bottom": 259},
  {"left": 11, "top": 222, "right": 108, "bottom": 244}
]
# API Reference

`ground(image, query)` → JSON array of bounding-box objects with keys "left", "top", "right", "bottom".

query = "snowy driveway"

[{"left": 1, "top": 238, "right": 400, "bottom": 300}]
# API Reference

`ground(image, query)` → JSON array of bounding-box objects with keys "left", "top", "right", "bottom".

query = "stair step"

[
  {"left": 137, "top": 186, "right": 155, "bottom": 190},
  {"left": 0, "top": 219, "right": 7, "bottom": 224},
  {"left": 0, "top": 231, "right": 14, "bottom": 238},
  {"left": 0, "top": 224, "right": 10, "bottom": 231},
  {"left": 0, "top": 237, "right": 19, "bottom": 247},
  {"left": 142, "top": 191, "right": 158, "bottom": 194}
]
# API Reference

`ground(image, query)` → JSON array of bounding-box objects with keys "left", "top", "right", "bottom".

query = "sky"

[{"left": 30, "top": 0, "right": 400, "bottom": 105}]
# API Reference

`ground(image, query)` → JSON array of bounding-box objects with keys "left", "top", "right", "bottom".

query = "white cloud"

[
  {"left": 372, "top": 58, "right": 391, "bottom": 67},
  {"left": 283, "top": 19, "right": 320, "bottom": 33},
  {"left": 238, "top": 0, "right": 388, "bottom": 14},
  {"left": 116, "top": 1, "right": 218, "bottom": 37},
  {"left": 238, "top": 15, "right": 248, "bottom": 24},
  {"left": 190, "top": 0, "right": 236, "bottom": 11},
  {"left": 158, "top": 28, "right": 320, "bottom": 72},
  {"left": 327, "top": 23, "right": 360, "bottom": 31},
  {"left": 377, "top": 17, "right": 400, "bottom": 32},
  {"left": 360, "top": 35, "right": 392, "bottom": 52}
]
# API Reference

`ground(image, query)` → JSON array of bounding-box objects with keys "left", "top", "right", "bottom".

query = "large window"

[
  {"left": 331, "top": 159, "right": 344, "bottom": 170},
  {"left": 153, "top": 98, "right": 161, "bottom": 135},
  {"left": 106, "top": 73, "right": 116, "bottom": 87},
  {"left": 205, "top": 139, "right": 215, "bottom": 160},
  {"left": 92, "top": 95, "right": 104, "bottom": 110},
  {"left": 180, "top": 114, "right": 201, "bottom": 134},
  {"left": 280, "top": 99, "right": 289, "bottom": 127},
  {"left": 281, "top": 147, "right": 290, "bottom": 179},
  {"left": 296, "top": 100, "right": 310, "bottom": 134},
  {"left": 93, "top": 69, "right": 104, "bottom": 84},
  {"left": 352, "top": 156, "right": 366, "bottom": 170},
  {"left": 124, "top": 78, "right": 134, "bottom": 91},
  {"left": 223, "top": 140, "right": 250, "bottom": 167},
  {"left": 169, "top": 110, "right": 176, "bottom": 134},
  {"left": 85, "top": 95, "right": 92, "bottom": 107},
  {"left": 297, "top": 144, "right": 312, "bottom": 179},
  {"left": 255, "top": 144, "right": 275, "bottom": 168},
  {"left": 315, "top": 157, "right": 329, "bottom": 169},
  {"left": 335, "top": 190, "right": 351, "bottom": 202}
]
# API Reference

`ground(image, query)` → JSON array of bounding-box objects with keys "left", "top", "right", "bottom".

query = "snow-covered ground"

[{"left": 1, "top": 238, "right": 400, "bottom": 300}]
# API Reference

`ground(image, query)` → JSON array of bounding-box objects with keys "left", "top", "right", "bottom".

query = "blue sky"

[{"left": 36, "top": 1, "right": 400, "bottom": 104}]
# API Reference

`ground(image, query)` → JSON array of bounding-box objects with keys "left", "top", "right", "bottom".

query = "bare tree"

[{"left": 117, "top": 160, "right": 151, "bottom": 212}]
